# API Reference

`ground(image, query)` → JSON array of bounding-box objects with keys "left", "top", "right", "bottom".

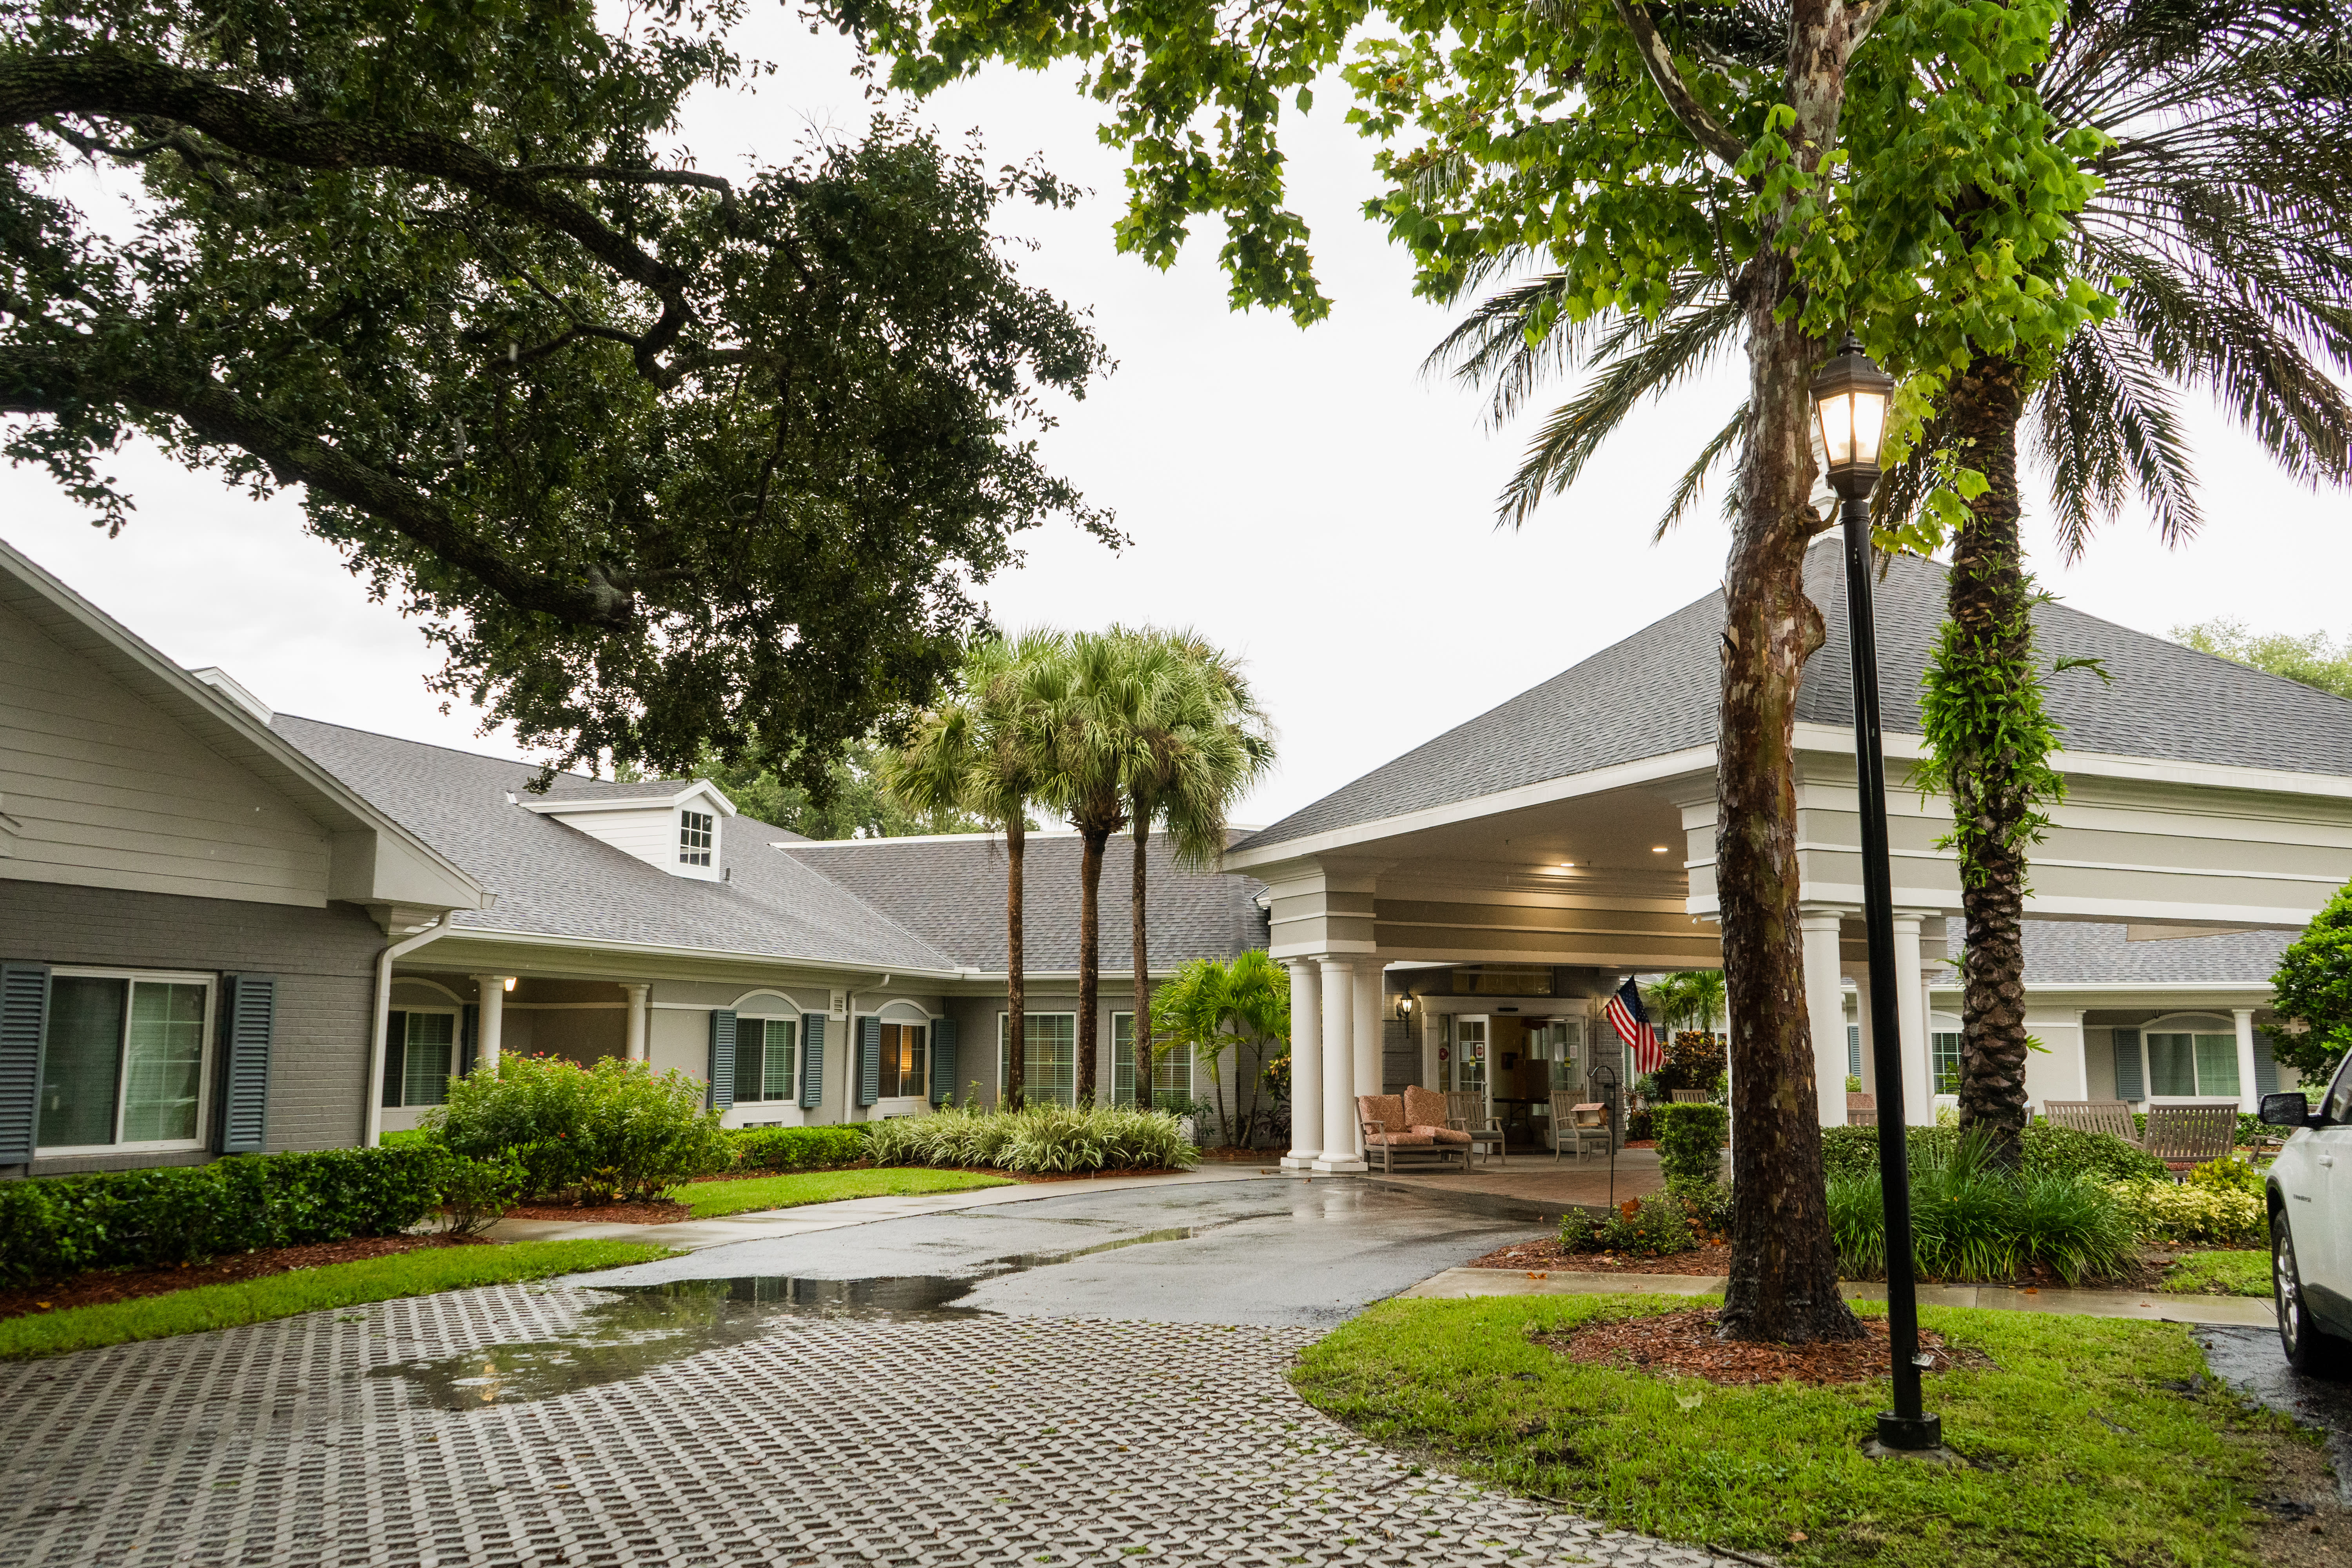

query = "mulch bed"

[
  {"left": 1543, "top": 1305, "right": 1994, "bottom": 1386},
  {"left": 505, "top": 1198, "right": 695, "bottom": 1224},
  {"left": 1468, "top": 1236, "right": 1733, "bottom": 1275},
  {"left": 0, "top": 1234, "right": 489, "bottom": 1323}
]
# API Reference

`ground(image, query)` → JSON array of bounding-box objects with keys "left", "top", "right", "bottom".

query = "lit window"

[
  {"left": 38, "top": 973, "right": 213, "bottom": 1151},
  {"left": 679, "top": 809, "right": 715, "bottom": 866},
  {"left": 878, "top": 1023, "right": 927, "bottom": 1100},
  {"left": 735, "top": 1017, "right": 798, "bottom": 1103}
]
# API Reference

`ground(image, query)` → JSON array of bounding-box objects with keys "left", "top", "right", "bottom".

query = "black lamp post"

[{"left": 1811, "top": 334, "right": 1942, "bottom": 1454}]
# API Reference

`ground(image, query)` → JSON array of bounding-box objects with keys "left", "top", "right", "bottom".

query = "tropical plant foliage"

[
  {"left": 1151, "top": 950, "right": 1289, "bottom": 1147},
  {"left": 1826, "top": 1130, "right": 2137, "bottom": 1283},
  {"left": 0, "top": 0, "right": 1114, "bottom": 780}
]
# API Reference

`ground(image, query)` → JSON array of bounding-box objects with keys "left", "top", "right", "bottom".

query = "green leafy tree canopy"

[
  {"left": 2173, "top": 619, "right": 2352, "bottom": 703},
  {"left": 2270, "top": 880, "right": 2352, "bottom": 1083},
  {"left": 0, "top": 0, "right": 1114, "bottom": 783}
]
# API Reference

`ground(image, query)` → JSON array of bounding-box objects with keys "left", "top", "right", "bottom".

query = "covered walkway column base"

[
  {"left": 1281, "top": 958, "right": 1323, "bottom": 1170},
  {"left": 1312, "top": 955, "right": 1367, "bottom": 1173}
]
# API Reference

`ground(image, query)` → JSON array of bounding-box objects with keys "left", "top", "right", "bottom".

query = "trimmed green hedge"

[
  {"left": 0, "top": 1146, "right": 444, "bottom": 1290},
  {"left": 1820, "top": 1122, "right": 2168, "bottom": 1183},
  {"left": 1650, "top": 1102, "right": 1728, "bottom": 1186},
  {"left": 724, "top": 1125, "right": 870, "bottom": 1172}
]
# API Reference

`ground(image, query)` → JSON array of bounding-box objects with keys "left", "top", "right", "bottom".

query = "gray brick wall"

[{"left": 0, "top": 879, "right": 380, "bottom": 1172}]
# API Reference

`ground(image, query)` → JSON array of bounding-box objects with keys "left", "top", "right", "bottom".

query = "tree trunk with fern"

[
  {"left": 1005, "top": 819, "right": 1026, "bottom": 1111},
  {"left": 1938, "top": 355, "right": 2036, "bottom": 1170},
  {"left": 1131, "top": 817, "right": 1153, "bottom": 1111}
]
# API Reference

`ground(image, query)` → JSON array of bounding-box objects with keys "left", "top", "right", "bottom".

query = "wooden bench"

[
  {"left": 2143, "top": 1101, "right": 2240, "bottom": 1172},
  {"left": 2042, "top": 1099, "right": 2141, "bottom": 1145}
]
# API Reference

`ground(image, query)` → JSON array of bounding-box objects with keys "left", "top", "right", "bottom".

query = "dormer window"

[{"left": 680, "top": 809, "right": 715, "bottom": 867}]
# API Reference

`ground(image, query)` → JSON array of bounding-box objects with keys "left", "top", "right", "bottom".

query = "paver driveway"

[{"left": 0, "top": 1178, "right": 1721, "bottom": 1568}]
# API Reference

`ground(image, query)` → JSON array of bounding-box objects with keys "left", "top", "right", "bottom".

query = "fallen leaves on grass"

[{"left": 1540, "top": 1306, "right": 1993, "bottom": 1386}]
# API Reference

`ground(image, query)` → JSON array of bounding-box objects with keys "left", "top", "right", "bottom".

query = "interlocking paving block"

[{"left": 0, "top": 1285, "right": 1720, "bottom": 1568}]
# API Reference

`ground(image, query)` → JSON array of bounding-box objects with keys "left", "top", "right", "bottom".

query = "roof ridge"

[{"left": 269, "top": 711, "right": 603, "bottom": 780}]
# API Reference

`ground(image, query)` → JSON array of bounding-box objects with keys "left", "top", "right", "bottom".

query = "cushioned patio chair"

[
  {"left": 2041, "top": 1099, "right": 2142, "bottom": 1146},
  {"left": 1356, "top": 1093, "right": 1468, "bottom": 1173},
  {"left": 2142, "top": 1101, "right": 2240, "bottom": 1173}
]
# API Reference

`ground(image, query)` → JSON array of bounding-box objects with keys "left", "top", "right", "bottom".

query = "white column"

[
  {"left": 1283, "top": 960, "right": 1323, "bottom": 1170},
  {"left": 471, "top": 976, "right": 510, "bottom": 1074},
  {"left": 1314, "top": 957, "right": 1365, "bottom": 1172},
  {"left": 1353, "top": 962, "right": 1383, "bottom": 1108},
  {"left": 622, "top": 983, "right": 650, "bottom": 1062},
  {"left": 1852, "top": 967, "right": 1875, "bottom": 1099},
  {"left": 1800, "top": 909, "right": 1848, "bottom": 1126},
  {"left": 2233, "top": 1007, "right": 2260, "bottom": 1112},
  {"left": 1892, "top": 913, "right": 1931, "bottom": 1127}
]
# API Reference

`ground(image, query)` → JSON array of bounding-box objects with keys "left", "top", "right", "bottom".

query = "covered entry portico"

[{"left": 1228, "top": 545, "right": 2352, "bottom": 1171}]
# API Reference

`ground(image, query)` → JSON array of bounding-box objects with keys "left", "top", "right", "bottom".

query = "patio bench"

[
  {"left": 2142, "top": 1101, "right": 2241, "bottom": 1173},
  {"left": 1356, "top": 1093, "right": 1470, "bottom": 1174},
  {"left": 2042, "top": 1099, "right": 2141, "bottom": 1145}
]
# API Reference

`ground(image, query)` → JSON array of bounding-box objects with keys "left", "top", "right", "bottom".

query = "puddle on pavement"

[{"left": 370, "top": 1225, "right": 1221, "bottom": 1410}]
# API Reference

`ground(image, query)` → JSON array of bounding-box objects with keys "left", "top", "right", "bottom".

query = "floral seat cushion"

[
  {"left": 1401, "top": 1086, "right": 1451, "bottom": 1128},
  {"left": 1414, "top": 1124, "right": 1473, "bottom": 1145},
  {"left": 1365, "top": 1130, "right": 1437, "bottom": 1147},
  {"left": 1356, "top": 1094, "right": 1406, "bottom": 1133}
]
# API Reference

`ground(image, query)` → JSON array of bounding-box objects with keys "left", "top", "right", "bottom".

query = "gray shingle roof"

[
  {"left": 273, "top": 717, "right": 956, "bottom": 971},
  {"left": 778, "top": 833, "right": 1269, "bottom": 973},
  {"left": 1933, "top": 921, "right": 2293, "bottom": 988},
  {"left": 1241, "top": 540, "right": 2352, "bottom": 852}
]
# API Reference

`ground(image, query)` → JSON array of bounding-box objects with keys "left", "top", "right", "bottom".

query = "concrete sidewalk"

[
  {"left": 1399, "top": 1265, "right": 2278, "bottom": 1326},
  {"left": 481, "top": 1162, "right": 1286, "bottom": 1252}
]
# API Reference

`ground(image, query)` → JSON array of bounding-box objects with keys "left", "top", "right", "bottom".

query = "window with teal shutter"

[
  {"left": 2112, "top": 1029, "right": 2142, "bottom": 1100},
  {"left": 708, "top": 1010, "right": 737, "bottom": 1110},
  {"left": 857, "top": 1016, "right": 881, "bottom": 1107},
  {"left": 0, "top": 960, "right": 49, "bottom": 1163},
  {"left": 800, "top": 1014, "right": 826, "bottom": 1109},
  {"left": 930, "top": 1017, "right": 959, "bottom": 1106},
  {"left": 216, "top": 973, "right": 276, "bottom": 1154},
  {"left": 1846, "top": 1025, "right": 1861, "bottom": 1081},
  {"left": 2254, "top": 1031, "right": 2279, "bottom": 1096},
  {"left": 459, "top": 1003, "right": 479, "bottom": 1079},
  {"left": 382, "top": 1009, "right": 407, "bottom": 1108}
]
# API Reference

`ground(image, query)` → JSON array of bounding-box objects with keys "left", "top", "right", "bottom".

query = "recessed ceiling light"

[
  {"left": 1651, "top": 845, "right": 1671, "bottom": 853},
  {"left": 1559, "top": 860, "right": 1574, "bottom": 868}
]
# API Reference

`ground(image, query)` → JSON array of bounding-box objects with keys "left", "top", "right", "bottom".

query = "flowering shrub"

[
  {"left": 2107, "top": 1179, "right": 2266, "bottom": 1246},
  {"left": 1559, "top": 1195, "right": 1694, "bottom": 1256},
  {"left": 426, "top": 1054, "right": 730, "bottom": 1203}
]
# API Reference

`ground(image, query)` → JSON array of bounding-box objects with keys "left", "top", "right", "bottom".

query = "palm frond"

[{"left": 2029, "top": 323, "right": 2203, "bottom": 560}]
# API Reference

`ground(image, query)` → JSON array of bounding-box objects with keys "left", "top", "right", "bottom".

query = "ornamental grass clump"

[
  {"left": 864, "top": 1102, "right": 1197, "bottom": 1174},
  {"left": 1827, "top": 1128, "right": 2135, "bottom": 1285}
]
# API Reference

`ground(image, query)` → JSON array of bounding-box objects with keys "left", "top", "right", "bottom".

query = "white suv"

[{"left": 2261, "top": 1055, "right": 2352, "bottom": 1374}]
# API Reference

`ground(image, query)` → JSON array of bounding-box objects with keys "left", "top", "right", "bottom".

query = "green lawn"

[
  {"left": 670, "top": 1167, "right": 1011, "bottom": 1219},
  {"left": 1293, "top": 1294, "right": 2302, "bottom": 1568},
  {"left": 2162, "top": 1249, "right": 2272, "bottom": 1298},
  {"left": 0, "top": 1239, "right": 670, "bottom": 1361}
]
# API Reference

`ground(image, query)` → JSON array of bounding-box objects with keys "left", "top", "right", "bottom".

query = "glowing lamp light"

[{"left": 1810, "top": 334, "right": 1896, "bottom": 501}]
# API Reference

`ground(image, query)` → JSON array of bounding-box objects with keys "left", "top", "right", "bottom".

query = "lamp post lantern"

[{"left": 1811, "top": 334, "right": 1942, "bottom": 1454}]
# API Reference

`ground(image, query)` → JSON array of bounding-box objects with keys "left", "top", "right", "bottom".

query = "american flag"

[{"left": 1605, "top": 977, "right": 1665, "bottom": 1074}]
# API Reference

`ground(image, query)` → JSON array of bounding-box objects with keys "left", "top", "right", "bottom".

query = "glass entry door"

[{"left": 1442, "top": 1015, "right": 1489, "bottom": 1119}]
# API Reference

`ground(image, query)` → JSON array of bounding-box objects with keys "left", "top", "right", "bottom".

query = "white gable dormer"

[{"left": 524, "top": 780, "right": 738, "bottom": 881}]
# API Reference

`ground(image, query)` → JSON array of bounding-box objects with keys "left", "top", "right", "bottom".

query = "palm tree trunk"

[
  {"left": 1943, "top": 355, "right": 2034, "bottom": 1170},
  {"left": 1715, "top": 246, "right": 1864, "bottom": 1346},
  {"left": 1076, "top": 825, "right": 1109, "bottom": 1105},
  {"left": 1005, "top": 818, "right": 1025, "bottom": 1111},
  {"left": 1130, "top": 815, "right": 1152, "bottom": 1111}
]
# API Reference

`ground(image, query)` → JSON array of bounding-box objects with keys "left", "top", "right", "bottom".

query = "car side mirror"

[{"left": 2258, "top": 1091, "right": 2321, "bottom": 1129}]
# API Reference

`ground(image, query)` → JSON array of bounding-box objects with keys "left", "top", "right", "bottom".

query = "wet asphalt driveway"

[{"left": 566, "top": 1175, "right": 1553, "bottom": 1327}]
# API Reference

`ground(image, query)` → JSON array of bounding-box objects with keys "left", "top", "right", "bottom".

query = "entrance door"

[{"left": 1445, "top": 1015, "right": 1490, "bottom": 1123}]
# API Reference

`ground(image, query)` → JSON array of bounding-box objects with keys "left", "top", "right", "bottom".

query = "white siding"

[
  {"left": 0, "top": 598, "right": 332, "bottom": 906},
  {"left": 536, "top": 802, "right": 722, "bottom": 880}
]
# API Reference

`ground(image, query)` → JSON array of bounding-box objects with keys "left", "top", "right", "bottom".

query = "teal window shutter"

[
  {"left": 217, "top": 973, "right": 276, "bottom": 1154},
  {"left": 2254, "top": 1031, "right": 2279, "bottom": 1097},
  {"left": 800, "top": 1014, "right": 826, "bottom": 1109},
  {"left": 2112, "top": 1029, "right": 2142, "bottom": 1101},
  {"left": 857, "top": 1016, "right": 881, "bottom": 1107},
  {"left": 930, "top": 1017, "right": 959, "bottom": 1107},
  {"left": 0, "top": 960, "right": 50, "bottom": 1163},
  {"left": 1846, "top": 1025, "right": 1860, "bottom": 1080},
  {"left": 459, "top": 1003, "right": 479, "bottom": 1079},
  {"left": 382, "top": 1009, "right": 408, "bottom": 1109},
  {"left": 708, "top": 1010, "right": 737, "bottom": 1110}
]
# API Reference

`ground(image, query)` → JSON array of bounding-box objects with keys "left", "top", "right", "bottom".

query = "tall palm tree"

[
  {"left": 1031, "top": 630, "right": 1131, "bottom": 1105},
  {"left": 884, "top": 630, "right": 1063, "bottom": 1109},
  {"left": 1113, "top": 627, "right": 1276, "bottom": 1109},
  {"left": 1432, "top": 0, "right": 2352, "bottom": 1157}
]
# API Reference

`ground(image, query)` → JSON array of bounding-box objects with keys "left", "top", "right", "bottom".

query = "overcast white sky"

[{"left": 5, "top": 11, "right": 2345, "bottom": 828}]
